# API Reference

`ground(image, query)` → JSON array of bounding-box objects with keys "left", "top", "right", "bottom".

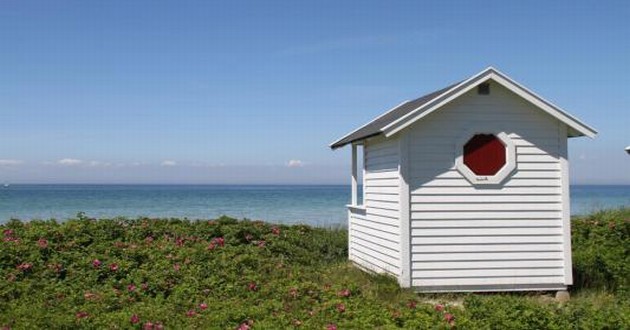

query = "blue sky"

[{"left": 0, "top": 1, "right": 628, "bottom": 184}]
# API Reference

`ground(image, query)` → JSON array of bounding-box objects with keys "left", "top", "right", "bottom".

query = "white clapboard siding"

[
  {"left": 410, "top": 169, "right": 561, "bottom": 180},
  {"left": 411, "top": 243, "right": 563, "bottom": 253},
  {"left": 351, "top": 238, "right": 399, "bottom": 263},
  {"left": 363, "top": 178, "right": 399, "bottom": 187},
  {"left": 411, "top": 202, "right": 562, "bottom": 212},
  {"left": 411, "top": 194, "right": 561, "bottom": 203},
  {"left": 349, "top": 211, "right": 400, "bottom": 276},
  {"left": 363, "top": 200, "right": 399, "bottom": 211},
  {"left": 411, "top": 211, "right": 562, "bottom": 220},
  {"left": 411, "top": 227, "right": 563, "bottom": 237},
  {"left": 367, "top": 207, "right": 400, "bottom": 219},
  {"left": 351, "top": 223, "right": 399, "bottom": 243},
  {"left": 364, "top": 186, "right": 399, "bottom": 194},
  {"left": 412, "top": 251, "right": 565, "bottom": 262},
  {"left": 412, "top": 276, "right": 565, "bottom": 287},
  {"left": 352, "top": 249, "right": 400, "bottom": 275},
  {"left": 348, "top": 136, "right": 401, "bottom": 278},
  {"left": 412, "top": 235, "right": 564, "bottom": 245},
  {"left": 413, "top": 268, "right": 565, "bottom": 278},
  {"left": 412, "top": 259, "right": 563, "bottom": 270},
  {"left": 351, "top": 229, "right": 400, "bottom": 251},
  {"left": 353, "top": 218, "right": 398, "bottom": 234},
  {"left": 406, "top": 81, "right": 567, "bottom": 290},
  {"left": 365, "top": 193, "right": 400, "bottom": 202},
  {"left": 411, "top": 186, "right": 561, "bottom": 195},
  {"left": 364, "top": 171, "right": 400, "bottom": 180},
  {"left": 411, "top": 219, "right": 562, "bottom": 228},
  {"left": 414, "top": 178, "right": 561, "bottom": 188}
]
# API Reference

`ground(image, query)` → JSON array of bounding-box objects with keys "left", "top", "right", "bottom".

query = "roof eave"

[
  {"left": 381, "top": 67, "right": 598, "bottom": 139},
  {"left": 329, "top": 100, "right": 410, "bottom": 150},
  {"left": 329, "top": 132, "right": 382, "bottom": 150}
]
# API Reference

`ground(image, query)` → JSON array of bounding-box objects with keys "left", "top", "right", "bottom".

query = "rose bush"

[{"left": 0, "top": 210, "right": 628, "bottom": 329}]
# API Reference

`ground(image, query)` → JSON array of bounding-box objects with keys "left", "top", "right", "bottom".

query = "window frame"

[{"left": 455, "top": 130, "right": 516, "bottom": 185}]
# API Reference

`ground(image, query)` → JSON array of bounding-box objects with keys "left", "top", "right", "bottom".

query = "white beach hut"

[{"left": 330, "top": 67, "right": 597, "bottom": 292}]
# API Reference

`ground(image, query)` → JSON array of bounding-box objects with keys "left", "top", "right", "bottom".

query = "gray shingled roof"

[{"left": 330, "top": 82, "right": 460, "bottom": 149}]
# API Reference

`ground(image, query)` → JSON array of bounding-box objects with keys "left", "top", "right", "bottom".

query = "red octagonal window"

[{"left": 463, "top": 134, "right": 506, "bottom": 176}]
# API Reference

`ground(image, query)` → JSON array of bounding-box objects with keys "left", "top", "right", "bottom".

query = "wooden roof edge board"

[
  {"left": 383, "top": 67, "right": 598, "bottom": 139},
  {"left": 330, "top": 67, "right": 598, "bottom": 150},
  {"left": 329, "top": 100, "right": 410, "bottom": 149}
]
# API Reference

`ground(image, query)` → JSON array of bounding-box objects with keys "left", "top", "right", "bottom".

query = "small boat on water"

[
  {"left": 626, "top": 146, "right": 630, "bottom": 155},
  {"left": 3, "top": 183, "right": 9, "bottom": 188}
]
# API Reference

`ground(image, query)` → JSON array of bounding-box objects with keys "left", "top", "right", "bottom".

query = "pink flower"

[
  {"left": 288, "top": 288, "right": 298, "bottom": 298},
  {"left": 271, "top": 226, "right": 280, "bottom": 236},
  {"left": 338, "top": 288, "right": 351, "bottom": 297},
  {"left": 92, "top": 259, "right": 102, "bottom": 268},
  {"left": 199, "top": 303, "right": 208, "bottom": 310},
  {"left": 257, "top": 240, "right": 266, "bottom": 248},
  {"left": 236, "top": 320, "right": 253, "bottom": 330},
  {"left": 407, "top": 300, "right": 417, "bottom": 309},
  {"left": 435, "top": 304, "right": 445, "bottom": 312},
  {"left": 207, "top": 242, "right": 216, "bottom": 250},
  {"left": 213, "top": 237, "right": 225, "bottom": 247},
  {"left": 154, "top": 322, "right": 164, "bottom": 330},
  {"left": 128, "top": 284, "right": 136, "bottom": 292},
  {"left": 48, "top": 263, "right": 63, "bottom": 274},
  {"left": 248, "top": 282, "right": 258, "bottom": 291},
  {"left": 326, "top": 324, "right": 338, "bottom": 330},
  {"left": 76, "top": 311, "right": 89, "bottom": 319},
  {"left": 245, "top": 234, "right": 253, "bottom": 241},
  {"left": 37, "top": 238, "right": 48, "bottom": 248},
  {"left": 109, "top": 263, "right": 118, "bottom": 271},
  {"left": 237, "top": 323, "right": 250, "bottom": 330},
  {"left": 185, "top": 309, "right": 196, "bottom": 317},
  {"left": 130, "top": 314, "right": 140, "bottom": 324},
  {"left": 336, "top": 303, "right": 345, "bottom": 313},
  {"left": 444, "top": 313, "right": 455, "bottom": 323},
  {"left": 2, "top": 229, "right": 18, "bottom": 243},
  {"left": 141, "top": 282, "right": 149, "bottom": 291},
  {"left": 176, "top": 237, "right": 185, "bottom": 247},
  {"left": 145, "top": 236, "right": 154, "bottom": 243},
  {"left": 173, "top": 263, "right": 180, "bottom": 271},
  {"left": 143, "top": 321, "right": 154, "bottom": 330},
  {"left": 16, "top": 263, "right": 32, "bottom": 272}
]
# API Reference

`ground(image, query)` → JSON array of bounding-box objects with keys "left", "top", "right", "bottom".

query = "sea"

[{"left": 0, "top": 185, "right": 628, "bottom": 226}]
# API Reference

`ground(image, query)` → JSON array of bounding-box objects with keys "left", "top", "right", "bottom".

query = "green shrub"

[
  {"left": 572, "top": 208, "right": 629, "bottom": 294},
  {"left": 1, "top": 209, "right": 628, "bottom": 329}
]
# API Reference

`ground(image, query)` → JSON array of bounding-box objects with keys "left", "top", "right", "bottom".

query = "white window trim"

[{"left": 455, "top": 130, "right": 516, "bottom": 185}]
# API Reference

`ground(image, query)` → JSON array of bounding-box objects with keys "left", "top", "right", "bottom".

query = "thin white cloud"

[
  {"left": 0, "top": 159, "right": 23, "bottom": 166},
  {"left": 277, "top": 30, "right": 443, "bottom": 57},
  {"left": 287, "top": 160, "right": 305, "bottom": 168},
  {"left": 161, "top": 160, "right": 177, "bottom": 167},
  {"left": 58, "top": 158, "right": 83, "bottom": 166},
  {"left": 88, "top": 161, "right": 101, "bottom": 167}
]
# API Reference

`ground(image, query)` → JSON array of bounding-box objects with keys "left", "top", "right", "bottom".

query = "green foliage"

[
  {"left": 572, "top": 208, "right": 629, "bottom": 294},
  {"left": 0, "top": 209, "right": 628, "bottom": 329}
]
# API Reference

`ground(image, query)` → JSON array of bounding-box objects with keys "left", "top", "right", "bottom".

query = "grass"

[{"left": 0, "top": 209, "right": 628, "bottom": 329}]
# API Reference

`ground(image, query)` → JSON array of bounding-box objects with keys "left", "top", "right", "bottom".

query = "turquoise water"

[{"left": 0, "top": 185, "right": 628, "bottom": 226}]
